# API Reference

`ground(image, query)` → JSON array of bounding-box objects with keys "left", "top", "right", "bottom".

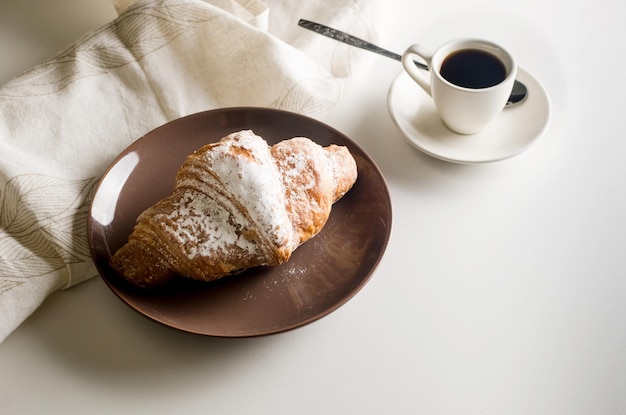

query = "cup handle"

[{"left": 402, "top": 44, "right": 433, "bottom": 96}]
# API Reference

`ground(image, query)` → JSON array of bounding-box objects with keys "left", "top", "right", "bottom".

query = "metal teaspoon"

[{"left": 298, "top": 19, "right": 528, "bottom": 107}]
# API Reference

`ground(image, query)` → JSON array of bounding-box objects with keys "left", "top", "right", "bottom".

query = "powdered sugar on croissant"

[{"left": 109, "top": 130, "right": 357, "bottom": 288}]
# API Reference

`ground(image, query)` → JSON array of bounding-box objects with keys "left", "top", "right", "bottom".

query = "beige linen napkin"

[{"left": 0, "top": 0, "right": 381, "bottom": 342}]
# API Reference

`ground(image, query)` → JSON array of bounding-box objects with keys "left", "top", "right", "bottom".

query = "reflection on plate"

[
  {"left": 387, "top": 67, "right": 551, "bottom": 163},
  {"left": 88, "top": 107, "right": 392, "bottom": 337}
]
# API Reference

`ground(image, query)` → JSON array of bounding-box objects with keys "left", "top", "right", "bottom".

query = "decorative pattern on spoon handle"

[{"left": 298, "top": 19, "right": 429, "bottom": 70}]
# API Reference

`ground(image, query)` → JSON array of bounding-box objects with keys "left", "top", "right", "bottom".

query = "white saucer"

[{"left": 387, "top": 67, "right": 551, "bottom": 163}]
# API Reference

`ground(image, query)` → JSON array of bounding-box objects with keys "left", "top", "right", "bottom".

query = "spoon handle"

[{"left": 298, "top": 19, "right": 428, "bottom": 70}]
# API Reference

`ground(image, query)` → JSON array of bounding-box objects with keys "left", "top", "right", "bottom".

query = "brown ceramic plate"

[{"left": 88, "top": 107, "right": 392, "bottom": 337}]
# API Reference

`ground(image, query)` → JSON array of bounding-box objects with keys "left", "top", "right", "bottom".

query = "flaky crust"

[{"left": 109, "top": 130, "right": 357, "bottom": 288}]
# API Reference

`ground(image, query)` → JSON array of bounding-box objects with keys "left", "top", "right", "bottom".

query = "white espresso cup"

[{"left": 402, "top": 39, "right": 517, "bottom": 135}]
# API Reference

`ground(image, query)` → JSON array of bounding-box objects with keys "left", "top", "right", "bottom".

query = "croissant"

[{"left": 109, "top": 129, "right": 358, "bottom": 288}]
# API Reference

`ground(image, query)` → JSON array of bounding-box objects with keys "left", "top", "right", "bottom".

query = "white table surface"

[{"left": 2, "top": 0, "right": 625, "bottom": 414}]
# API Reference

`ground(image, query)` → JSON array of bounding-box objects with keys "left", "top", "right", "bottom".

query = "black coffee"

[{"left": 440, "top": 49, "right": 506, "bottom": 89}]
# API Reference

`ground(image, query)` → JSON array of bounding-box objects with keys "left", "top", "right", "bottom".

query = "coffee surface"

[{"left": 440, "top": 49, "right": 506, "bottom": 89}]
